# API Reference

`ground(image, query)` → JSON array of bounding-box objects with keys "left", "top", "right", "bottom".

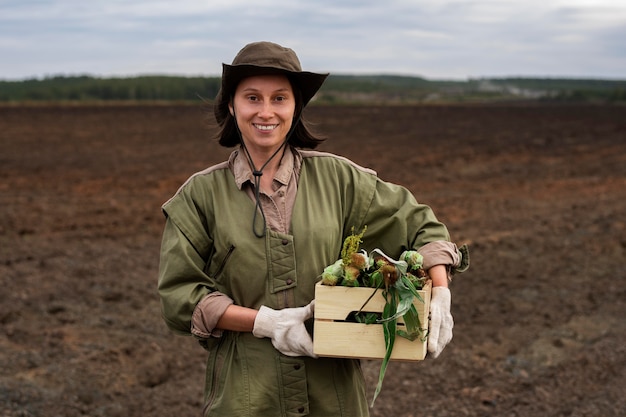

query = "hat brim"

[{"left": 214, "top": 63, "right": 328, "bottom": 124}]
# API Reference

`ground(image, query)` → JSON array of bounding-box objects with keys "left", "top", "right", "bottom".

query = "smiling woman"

[{"left": 157, "top": 41, "right": 468, "bottom": 417}]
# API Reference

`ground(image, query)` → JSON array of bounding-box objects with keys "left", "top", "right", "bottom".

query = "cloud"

[{"left": 0, "top": 0, "right": 624, "bottom": 80}]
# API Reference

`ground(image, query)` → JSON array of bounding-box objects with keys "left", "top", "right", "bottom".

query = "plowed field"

[{"left": 1, "top": 103, "right": 624, "bottom": 416}]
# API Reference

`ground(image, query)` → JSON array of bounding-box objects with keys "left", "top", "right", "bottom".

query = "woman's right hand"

[{"left": 252, "top": 301, "right": 317, "bottom": 358}]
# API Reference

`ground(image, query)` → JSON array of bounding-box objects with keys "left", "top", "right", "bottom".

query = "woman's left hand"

[{"left": 428, "top": 286, "right": 453, "bottom": 358}]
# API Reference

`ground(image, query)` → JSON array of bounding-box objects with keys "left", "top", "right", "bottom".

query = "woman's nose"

[{"left": 258, "top": 101, "right": 273, "bottom": 118}]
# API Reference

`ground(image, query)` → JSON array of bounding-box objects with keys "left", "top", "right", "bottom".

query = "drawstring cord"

[
  {"left": 241, "top": 139, "right": 287, "bottom": 238},
  {"left": 232, "top": 103, "right": 302, "bottom": 238}
]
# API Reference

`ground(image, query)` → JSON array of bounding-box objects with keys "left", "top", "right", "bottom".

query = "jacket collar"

[{"left": 230, "top": 145, "right": 297, "bottom": 190}]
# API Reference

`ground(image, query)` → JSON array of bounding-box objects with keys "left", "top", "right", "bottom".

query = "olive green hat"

[{"left": 214, "top": 41, "right": 329, "bottom": 124}]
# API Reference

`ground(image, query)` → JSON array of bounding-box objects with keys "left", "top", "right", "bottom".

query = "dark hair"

[{"left": 214, "top": 77, "right": 326, "bottom": 149}]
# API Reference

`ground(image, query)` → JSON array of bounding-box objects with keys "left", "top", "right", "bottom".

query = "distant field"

[{"left": 1, "top": 75, "right": 624, "bottom": 103}]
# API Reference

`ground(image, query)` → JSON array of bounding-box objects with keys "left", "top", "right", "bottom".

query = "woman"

[{"left": 158, "top": 41, "right": 468, "bottom": 416}]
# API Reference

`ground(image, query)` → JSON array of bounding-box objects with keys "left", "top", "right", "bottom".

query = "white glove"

[
  {"left": 253, "top": 301, "right": 317, "bottom": 358},
  {"left": 428, "top": 287, "right": 453, "bottom": 358}
]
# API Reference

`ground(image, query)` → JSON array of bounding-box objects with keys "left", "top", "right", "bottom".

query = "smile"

[{"left": 254, "top": 124, "right": 278, "bottom": 131}]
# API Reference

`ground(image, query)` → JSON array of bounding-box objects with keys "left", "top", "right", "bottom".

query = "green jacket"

[{"left": 158, "top": 150, "right": 451, "bottom": 416}]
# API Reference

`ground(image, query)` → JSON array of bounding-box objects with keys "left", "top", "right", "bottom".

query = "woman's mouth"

[{"left": 254, "top": 124, "right": 278, "bottom": 131}]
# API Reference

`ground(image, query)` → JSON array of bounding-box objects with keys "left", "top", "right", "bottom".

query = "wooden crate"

[{"left": 313, "top": 280, "right": 431, "bottom": 361}]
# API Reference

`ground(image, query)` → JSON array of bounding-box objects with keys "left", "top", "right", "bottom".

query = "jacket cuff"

[
  {"left": 191, "top": 292, "right": 234, "bottom": 339},
  {"left": 418, "top": 241, "right": 470, "bottom": 280}
]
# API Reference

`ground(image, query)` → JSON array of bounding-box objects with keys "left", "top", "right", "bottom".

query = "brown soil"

[{"left": 1, "top": 103, "right": 624, "bottom": 416}]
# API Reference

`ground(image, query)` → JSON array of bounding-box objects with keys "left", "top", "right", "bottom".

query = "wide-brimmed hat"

[{"left": 214, "top": 41, "right": 329, "bottom": 124}]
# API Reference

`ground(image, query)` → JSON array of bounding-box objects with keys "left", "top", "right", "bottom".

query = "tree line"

[
  {"left": 0, "top": 75, "right": 624, "bottom": 103},
  {"left": 0, "top": 75, "right": 221, "bottom": 102}
]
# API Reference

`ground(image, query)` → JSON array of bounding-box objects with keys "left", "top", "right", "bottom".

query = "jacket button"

[
  {"left": 286, "top": 278, "right": 294, "bottom": 285},
  {"left": 281, "top": 239, "right": 289, "bottom": 245},
  {"left": 298, "top": 407, "right": 305, "bottom": 413},
  {"left": 293, "top": 364, "right": 301, "bottom": 370}
]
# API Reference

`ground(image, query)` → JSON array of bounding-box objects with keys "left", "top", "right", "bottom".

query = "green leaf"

[
  {"left": 396, "top": 304, "right": 423, "bottom": 341},
  {"left": 369, "top": 270, "right": 383, "bottom": 288},
  {"left": 354, "top": 312, "right": 379, "bottom": 324},
  {"left": 397, "top": 275, "right": 423, "bottom": 303},
  {"left": 371, "top": 291, "right": 397, "bottom": 407},
  {"left": 376, "top": 284, "right": 413, "bottom": 324}
]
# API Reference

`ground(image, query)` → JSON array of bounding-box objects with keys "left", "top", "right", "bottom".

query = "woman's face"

[{"left": 229, "top": 74, "right": 296, "bottom": 155}]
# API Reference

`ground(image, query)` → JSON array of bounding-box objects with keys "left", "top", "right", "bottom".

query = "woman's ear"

[{"left": 228, "top": 102, "right": 234, "bottom": 117}]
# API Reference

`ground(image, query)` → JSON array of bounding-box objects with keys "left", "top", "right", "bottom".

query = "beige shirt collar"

[{"left": 229, "top": 145, "right": 299, "bottom": 190}]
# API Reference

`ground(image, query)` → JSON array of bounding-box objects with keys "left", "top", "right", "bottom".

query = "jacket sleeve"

[
  {"left": 157, "top": 216, "right": 213, "bottom": 335},
  {"left": 418, "top": 240, "right": 470, "bottom": 277},
  {"left": 358, "top": 177, "right": 469, "bottom": 276},
  {"left": 158, "top": 184, "right": 218, "bottom": 335},
  {"left": 357, "top": 176, "right": 451, "bottom": 260}
]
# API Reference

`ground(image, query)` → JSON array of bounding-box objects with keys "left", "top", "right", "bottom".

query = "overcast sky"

[{"left": 1, "top": 0, "right": 625, "bottom": 81}]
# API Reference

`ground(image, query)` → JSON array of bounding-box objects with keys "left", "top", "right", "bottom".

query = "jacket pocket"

[
  {"left": 210, "top": 244, "right": 236, "bottom": 279},
  {"left": 278, "top": 356, "right": 309, "bottom": 416},
  {"left": 203, "top": 337, "right": 227, "bottom": 416}
]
